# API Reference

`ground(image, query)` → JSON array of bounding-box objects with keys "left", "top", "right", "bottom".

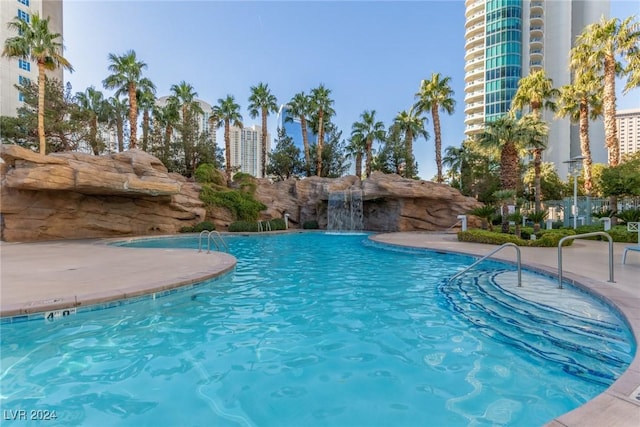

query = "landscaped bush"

[
  {"left": 303, "top": 220, "right": 319, "bottom": 229},
  {"left": 457, "top": 228, "right": 575, "bottom": 247},
  {"left": 180, "top": 221, "right": 215, "bottom": 233},
  {"left": 194, "top": 164, "right": 226, "bottom": 186},
  {"left": 574, "top": 224, "right": 638, "bottom": 243},
  {"left": 269, "top": 218, "right": 287, "bottom": 231},
  {"left": 200, "top": 185, "right": 266, "bottom": 222},
  {"left": 228, "top": 221, "right": 260, "bottom": 232}
]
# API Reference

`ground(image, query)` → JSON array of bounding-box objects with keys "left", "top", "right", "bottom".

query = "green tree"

[
  {"left": 351, "top": 110, "right": 385, "bottom": 178},
  {"left": 414, "top": 72, "right": 456, "bottom": 183},
  {"left": 211, "top": 95, "right": 243, "bottom": 181},
  {"left": 310, "top": 84, "right": 335, "bottom": 176},
  {"left": 600, "top": 153, "right": 640, "bottom": 197},
  {"left": 510, "top": 69, "right": 559, "bottom": 211},
  {"left": 248, "top": 82, "right": 278, "bottom": 178},
  {"left": 392, "top": 107, "right": 429, "bottom": 178},
  {"left": 376, "top": 127, "right": 411, "bottom": 176},
  {"left": 74, "top": 86, "right": 109, "bottom": 155},
  {"left": 2, "top": 13, "right": 73, "bottom": 155},
  {"left": 105, "top": 95, "right": 128, "bottom": 152},
  {"left": 309, "top": 123, "right": 349, "bottom": 178},
  {"left": 267, "top": 128, "right": 303, "bottom": 181},
  {"left": 103, "top": 50, "right": 154, "bottom": 150},
  {"left": 137, "top": 82, "right": 157, "bottom": 152},
  {"left": 443, "top": 145, "right": 466, "bottom": 190},
  {"left": 345, "top": 133, "right": 366, "bottom": 178},
  {"left": 286, "top": 92, "right": 313, "bottom": 177},
  {"left": 168, "top": 81, "right": 203, "bottom": 176},
  {"left": 151, "top": 102, "right": 180, "bottom": 164},
  {"left": 572, "top": 16, "right": 640, "bottom": 168}
]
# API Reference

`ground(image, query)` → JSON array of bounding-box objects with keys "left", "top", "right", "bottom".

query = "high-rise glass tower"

[{"left": 464, "top": 0, "right": 609, "bottom": 177}]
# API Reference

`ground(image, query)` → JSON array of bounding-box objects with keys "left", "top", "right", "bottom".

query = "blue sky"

[{"left": 63, "top": 0, "right": 640, "bottom": 179}]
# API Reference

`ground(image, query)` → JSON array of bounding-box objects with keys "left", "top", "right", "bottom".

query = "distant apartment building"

[
  {"left": 463, "top": 0, "right": 608, "bottom": 177},
  {"left": 617, "top": 108, "right": 640, "bottom": 157},
  {"left": 229, "top": 125, "right": 270, "bottom": 178},
  {"left": 0, "top": 0, "right": 64, "bottom": 118}
]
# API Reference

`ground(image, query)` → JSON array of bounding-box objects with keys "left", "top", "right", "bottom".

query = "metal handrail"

[
  {"left": 448, "top": 242, "right": 522, "bottom": 287},
  {"left": 557, "top": 232, "right": 614, "bottom": 288},
  {"left": 207, "top": 231, "right": 228, "bottom": 253},
  {"left": 198, "top": 230, "right": 209, "bottom": 252}
]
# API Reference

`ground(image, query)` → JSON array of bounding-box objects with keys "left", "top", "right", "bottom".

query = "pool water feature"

[{"left": 0, "top": 233, "right": 634, "bottom": 426}]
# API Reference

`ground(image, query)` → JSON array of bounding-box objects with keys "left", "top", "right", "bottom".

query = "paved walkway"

[{"left": 1, "top": 232, "right": 639, "bottom": 426}]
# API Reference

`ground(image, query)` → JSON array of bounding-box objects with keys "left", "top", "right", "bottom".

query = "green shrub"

[
  {"left": 194, "top": 164, "right": 226, "bottom": 185},
  {"left": 269, "top": 218, "right": 287, "bottom": 231},
  {"left": 228, "top": 221, "right": 260, "bottom": 232},
  {"left": 200, "top": 184, "right": 266, "bottom": 221},
  {"left": 606, "top": 226, "right": 638, "bottom": 243},
  {"left": 615, "top": 209, "right": 640, "bottom": 224},
  {"left": 180, "top": 221, "right": 215, "bottom": 233},
  {"left": 233, "top": 172, "right": 258, "bottom": 194},
  {"left": 457, "top": 228, "right": 575, "bottom": 247},
  {"left": 303, "top": 220, "right": 319, "bottom": 229}
]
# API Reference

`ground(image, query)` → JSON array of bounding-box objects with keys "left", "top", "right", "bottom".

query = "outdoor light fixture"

[{"left": 563, "top": 156, "right": 585, "bottom": 229}]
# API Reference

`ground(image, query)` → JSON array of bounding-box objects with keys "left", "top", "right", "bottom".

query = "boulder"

[{"left": 1, "top": 145, "right": 205, "bottom": 241}]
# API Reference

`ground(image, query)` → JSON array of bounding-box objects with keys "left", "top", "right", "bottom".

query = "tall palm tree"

[
  {"left": 103, "top": 50, "right": 154, "bottom": 150},
  {"left": 3, "top": 13, "right": 73, "bottom": 155},
  {"left": 105, "top": 95, "right": 128, "bottom": 153},
  {"left": 351, "top": 110, "right": 386, "bottom": 178},
  {"left": 286, "top": 92, "right": 312, "bottom": 177},
  {"left": 136, "top": 82, "right": 156, "bottom": 152},
  {"left": 248, "top": 82, "right": 278, "bottom": 178},
  {"left": 74, "top": 86, "right": 108, "bottom": 155},
  {"left": 556, "top": 67, "right": 603, "bottom": 195},
  {"left": 211, "top": 95, "right": 243, "bottom": 181},
  {"left": 152, "top": 102, "right": 180, "bottom": 162},
  {"left": 310, "top": 84, "right": 335, "bottom": 176},
  {"left": 443, "top": 145, "right": 466, "bottom": 190},
  {"left": 392, "top": 107, "right": 429, "bottom": 178},
  {"left": 168, "top": 81, "right": 203, "bottom": 176},
  {"left": 345, "top": 133, "right": 366, "bottom": 178},
  {"left": 414, "top": 72, "right": 456, "bottom": 183},
  {"left": 572, "top": 15, "right": 640, "bottom": 168},
  {"left": 510, "top": 70, "right": 559, "bottom": 211}
]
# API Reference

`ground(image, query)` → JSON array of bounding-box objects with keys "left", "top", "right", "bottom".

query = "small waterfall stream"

[{"left": 327, "top": 190, "right": 364, "bottom": 231}]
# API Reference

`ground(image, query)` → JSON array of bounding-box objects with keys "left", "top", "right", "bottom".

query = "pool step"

[{"left": 440, "top": 269, "right": 632, "bottom": 385}]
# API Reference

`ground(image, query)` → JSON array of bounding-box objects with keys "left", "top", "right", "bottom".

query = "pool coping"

[
  {"left": 370, "top": 232, "right": 640, "bottom": 427},
  {"left": 1, "top": 231, "right": 638, "bottom": 425}
]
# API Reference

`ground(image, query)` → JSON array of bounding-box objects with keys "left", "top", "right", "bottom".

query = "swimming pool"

[{"left": 0, "top": 233, "right": 634, "bottom": 426}]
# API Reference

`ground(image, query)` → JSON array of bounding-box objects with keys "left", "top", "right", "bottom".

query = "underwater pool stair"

[{"left": 198, "top": 230, "right": 228, "bottom": 253}]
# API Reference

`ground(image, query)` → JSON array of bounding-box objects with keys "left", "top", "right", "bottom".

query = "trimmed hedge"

[
  {"left": 458, "top": 228, "right": 576, "bottom": 247},
  {"left": 228, "top": 218, "right": 287, "bottom": 233},
  {"left": 180, "top": 221, "right": 215, "bottom": 233}
]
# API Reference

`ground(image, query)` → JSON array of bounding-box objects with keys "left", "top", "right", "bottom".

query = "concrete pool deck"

[{"left": 1, "top": 231, "right": 639, "bottom": 426}]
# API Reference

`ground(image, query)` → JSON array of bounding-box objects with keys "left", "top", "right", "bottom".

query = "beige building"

[
  {"left": 0, "top": 0, "right": 64, "bottom": 118},
  {"left": 463, "top": 0, "right": 608, "bottom": 177},
  {"left": 229, "top": 125, "right": 270, "bottom": 178},
  {"left": 616, "top": 108, "right": 640, "bottom": 157}
]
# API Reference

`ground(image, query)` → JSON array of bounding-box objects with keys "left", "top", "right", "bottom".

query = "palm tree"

[
  {"left": 211, "top": 95, "right": 243, "bottom": 181},
  {"left": 310, "top": 84, "right": 335, "bottom": 176},
  {"left": 3, "top": 13, "right": 73, "bottom": 155},
  {"left": 392, "top": 107, "right": 429, "bottom": 178},
  {"left": 105, "top": 95, "right": 128, "bottom": 153},
  {"left": 510, "top": 70, "right": 559, "bottom": 212},
  {"left": 168, "top": 81, "right": 203, "bottom": 176},
  {"left": 74, "top": 86, "right": 108, "bottom": 155},
  {"left": 345, "top": 133, "right": 366, "bottom": 178},
  {"left": 443, "top": 145, "right": 466, "bottom": 190},
  {"left": 556, "top": 66, "right": 603, "bottom": 195},
  {"left": 136, "top": 82, "right": 156, "bottom": 152},
  {"left": 286, "top": 92, "right": 312, "bottom": 177},
  {"left": 414, "top": 72, "right": 456, "bottom": 183},
  {"left": 152, "top": 102, "right": 180, "bottom": 162},
  {"left": 572, "top": 15, "right": 640, "bottom": 168},
  {"left": 248, "top": 82, "right": 278, "bottom": 178},
  {"left": 103, "top": 50, "right": 154, "bottom": 150},
  {"left": 351, "top": 110, "right": 386, "bottom": 178}
]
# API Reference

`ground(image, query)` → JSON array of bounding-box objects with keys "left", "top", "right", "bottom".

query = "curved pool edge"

[
  {"left": 0, "top": 236, "right": 237, "bottom": 320},
  {"left": 370, "top": 232, "right": 640, "bottom": 427}
]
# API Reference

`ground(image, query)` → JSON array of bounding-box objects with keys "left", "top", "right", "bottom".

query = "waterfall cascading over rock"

[{"left": 327, "top": 190, "right": 364, "bottom": 231}]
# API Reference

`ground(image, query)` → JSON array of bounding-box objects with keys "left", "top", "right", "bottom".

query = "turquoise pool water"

[{"left": 0, "top": 233, "right": 634, "bottom": 426}]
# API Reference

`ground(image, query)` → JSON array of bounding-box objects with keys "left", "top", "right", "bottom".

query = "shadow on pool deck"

[{"left": 0, "top": 231, "right": 638, "bottom": 426}]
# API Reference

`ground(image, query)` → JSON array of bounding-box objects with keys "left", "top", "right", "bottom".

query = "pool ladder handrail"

[
  {"left": 198, "top": 230, "right": 228, "bottom": 253},
  {"left": 257, "top": 220, "right": 271, "bottom": 232},
  {"left": 557, "top": 231, "right": 613, "bottom": 288},
  {"left": 448, "top": 242, "right": 522, "bottom": 287}
]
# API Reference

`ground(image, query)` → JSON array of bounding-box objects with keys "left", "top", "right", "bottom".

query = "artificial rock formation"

[
  {"left": 1, "top": 145, "right": 206, "bottom": 242},
  {"left": 254, "top": 172, "right": 482, "bottom": 232},
  {"left": 1, "top": 145, "right": 481, "bottom": 242}
]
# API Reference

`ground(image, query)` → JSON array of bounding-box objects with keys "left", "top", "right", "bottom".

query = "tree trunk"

[
  {"left": 142, "top": 110, "right": 150, "bottom": 152},
  {"left": 261, "top": 107, "right": 268, "bottom": 178},
  {"left": 301, "top": 116, "right": 311, "bottom": 177},
  {"left": 365, "top": 138, "right": 373, "bottom": 178},
  {"left": 579, "top": 98, "right": 593, "bottom": 194},
  {"left": 501, "top": 202, "right": 509, "bottom": 234},
  {"left": 224, "top": 119, "right": 232, "bottom": 181},
  {"left": 316, "top": 110, "right": 324, "bottom": 176},
  {"left": 91, "top": 115, "right": 99, "bottom": 155},
  {"left": 117, "top": 118, "right": 124, "bottom": 152},
  {"left": 128, "top": 82, "right": 138, "bottom": 149},
  {"left": 405, "top": 130, "right": 414, "bottom": 178},
  {"left": 603, "top": 54, "right": 619, "bottom": 167},
  {"left": 432, "top": 104, "right": 443, "bottom": 183},
  {"left": 355, "top": 153, "right": 362, "bottom": 178},
  {"left": 534, "top": 148, "right": 542, "bottom": 211},
  {"left": 37, "top": 62, "right": 47, "bottom": 155}
]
